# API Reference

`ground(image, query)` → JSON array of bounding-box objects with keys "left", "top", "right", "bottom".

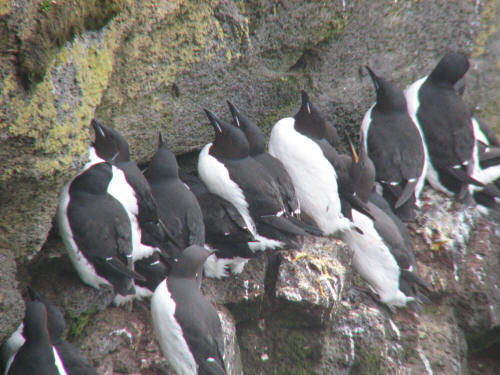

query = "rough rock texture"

[
  {"left": 0, "top": 249, "right": 23, "bottom": 345},
  {"left": 1, "top": 0, "right": 500, "bottom": 374}
]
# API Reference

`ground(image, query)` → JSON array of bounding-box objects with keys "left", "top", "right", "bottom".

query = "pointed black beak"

[
  {"left": 158, "top": 131, "right": 166, "bottom": 148},
  {"left": 28, "top": 286, "right": 41, "bottom": 301},
  {"left": 227, "top": 100, "right": 241, "bottom": 128},
  {"left": 91, "top": 118, "right": 106, "bottom": 138},
  {"left": 204, "top": 109, "right": 223, "bottom": 134},
  {"left": 301, "top": 90, "right": 311, "bottom": 114},
  {"left": 365, "top": 66, "right": 380, "bottom": 91}
]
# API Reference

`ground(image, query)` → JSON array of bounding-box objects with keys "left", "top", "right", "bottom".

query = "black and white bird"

[
  {"left": 6, "top": 301, "right": 65, "bottom": 375},
  {"left": 405, "top": 52, "right": 483, "bottom": 201},
  {"left": 91, "top": 119, "right": 179, "bottom": 262},
  {"left": 180, "top": 172, "right": 256, "bottom": 278},
  {"left": 151, "top": 245, "right": 227, "bottom": 375},
  {"left": 349, "top": 137, "right": 431, "bottom": 311},
  {"left": 292, "top": 92, "right": 373, "bottom": 222},
  {"left": 144, "top": 133, "right": 205, "bottom": 251},
  {"left": 453, "top": 79, "right": 500, "bottom": 206},
  {"left": 362, "top": 66, "right": 427, "bottom": 222},
  {"left": 57, "top": 162, "right": 145, "bottom": 305},
  {"left": 226, "top": 101, "right": 301, "bottom": 217},
  {"left": 227, "top": 101, "right": 322, "bottom": 235},
  {"left": 140, "top": 132, "right": 206, "bottom": 288},
  {"left": 199, "top": 109, "right": 308, "bottom": 251},
  {"left": 2, "top": 289, "right": 97, "bottom": 375},
  {"left": 268, "top": 91, "right": 352, "bottom": 236}
]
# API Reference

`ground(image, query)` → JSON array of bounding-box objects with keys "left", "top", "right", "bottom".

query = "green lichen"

[
  {"left": 472, "top": 0, "right": 497, "bottom": 58},
  {"left": 1, "top": 34, "right": 115, "bottom": 180},
  {"left": 357, "top": 346, "right": 390, "bottom": 375},
  {"left": 259, "top": 75, "right": 306, "bottom": 133},
  {"left": 0, "top": 0, "right": 10, "bottom": 15},
  {"left": 67, "top": 305, "right": 98, "bottom": 340},
  {"left": 17, "top": 0, "right": 124, "bottom": 85},
  {"left": 239, "top": 315, "right": 321, "bottom": 375}
]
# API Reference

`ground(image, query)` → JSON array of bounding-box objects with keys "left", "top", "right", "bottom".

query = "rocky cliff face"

[{"left": 1, "top": 0, "right": 500, "bottom": 374}]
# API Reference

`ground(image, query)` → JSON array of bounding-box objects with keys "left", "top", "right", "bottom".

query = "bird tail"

[{"left": 394, "top": 179, "right": 418, "bottom": 209}]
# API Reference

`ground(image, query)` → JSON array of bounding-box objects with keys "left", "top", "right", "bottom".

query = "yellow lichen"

[
  {"left": 1, "top": 28, "right": 116, "bottom": 180},
  {"left": 0, "top": 0, "right": 10, "bottom": 16},
  {"left": 472, "top": 0, "right": 498, "bottom": 57}
]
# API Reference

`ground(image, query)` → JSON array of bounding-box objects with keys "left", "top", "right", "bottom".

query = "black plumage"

[
  {"left": 412, "top": 53, "right": 482, "bottom": 200},
  {"left": 7, "top": 301, "right": 59, "bottom": 375},
  {"left": 66, "top": 162, "right": 144, "bottom": 298},
  {"left": 180, "top": 172, "right": 256, "bottom": 259},
  {"left": 201, "top": 109, "right": 307, "bottom": 249},
  {"left": 151, "top": 246, "right": 227, "bottom": 375},
  {"left": 28, "top": 288, "right": 98, "bottom": 375},
  {"left": 364, "top": 66, "right": 425, "bottom": 222},
  {"left": 91, "top": 119, "right": 179, "bottom": 253}
]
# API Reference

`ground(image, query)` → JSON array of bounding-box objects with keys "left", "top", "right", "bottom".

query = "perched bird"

[
  {"left": 2, "top": 288, "right": 98, "bottom": 375},
  {"left": 268, "top": 91, "right": 352, "bottom": 236},
  {"left": 362, "top": 66, "right": 427, "bottom": 222},
  {"left": 199, "top": 109, "right": 307, "bottom": 251},
  {"left": 91, "top": 119, "right": 179, "bottom": 262},
  {"left": 349, "top": 137, "right": 431, "bottom": 311},
  {"left": 58, "top": 162, "right": 145, "bottom": 305},
  {"left": 226, "top": 100, "right": 301, "bottom": 217},
  {"left": 6, "top": 301, "right": 64, "bottom": 375},
  {"left": 470, "top": 118, "right": 500, "bottom": 207},
  {"left": 227, "top": 100, "right": 322, "bottom": 235},
  {"left": 140, "top": 132, "right": 206, "bottom": 288},
  {"left": 291, "top": 92, "right": 373, "bottom": 222},
  {"left": 144, "top": 133, "right": 205, "bottom": 251},
  {"left": 180, "top": 172, "right": 255, "bottom": 278},
  {"left": 133, "top": 252, "right": 169, "bottom": 293},
  {"left": 151, "top": 245, "right": 227, "bottom": 375},
  {"left": 453, "top": 79, "right": 500, "bottom": 206},
  {"left": 405, "top": 52, "right": 483, "bottom": 201}
]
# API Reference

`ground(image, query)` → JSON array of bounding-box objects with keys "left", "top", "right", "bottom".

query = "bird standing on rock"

[
  {"left": 198, "top": 109, "right": 307, "bottom": 252},
  {"left": 151, "top": 245, "right": 227, "bottom": 375},
  {"left": 362, "top": 66, "right": 427, "bottom": 222},
  {"left": 141, "top": 132, "right": 206, "bottom": 288},
  {"left": 268, "top": 91, "right": 352, "bottom": 236},
  {"left": 91, "top": 119, "right": 180, "bottom": 262},
  {"left": 180, "top": 172, "right": 256, "bottom": 279},
  {"left": 349, "top": 137, "right": 431, "bottom": 311},
  {"left": 6, "top": 301, "right": 64, "bottom": 375},
  {"left": 405, "top": 52, "right": 483, "bottom": 201},
  {"left": 58, "top": 162, "right": 145, "bottom": 305}
]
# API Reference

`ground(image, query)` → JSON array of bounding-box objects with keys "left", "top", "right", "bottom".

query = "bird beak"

[
  {"left": 204, "top": 109, "right": 223, "bottom": 134},
  {"left": 91, "top": 119, "right": 106, "bottom": 138},
  {"left": 301, "top": 90, "right": 311, "bottom": 114},
  {"left": 158, "top": 131, "right": 166, "bottom": 148},
  {"left": 345, "top": 131, "right": 359, "bottom": 164},
  {"left": 227, "top": 100, "right": 241, "bottom": 128},
  {"left": 365, "top": 66, "right": 380, "bottom": 91}
]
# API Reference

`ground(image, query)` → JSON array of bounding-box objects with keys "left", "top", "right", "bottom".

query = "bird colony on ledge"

[{"left": 3, "top": 52, "right": 500, "bottom": 375}]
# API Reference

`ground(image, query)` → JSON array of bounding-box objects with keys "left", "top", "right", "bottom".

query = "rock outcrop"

[{"left": 1, "top": 0, "right": 500, "bottom": 374}]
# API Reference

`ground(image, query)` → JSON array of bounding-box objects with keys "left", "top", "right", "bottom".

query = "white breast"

[
  {"left": 151, "top": 280, "right": 197, "bottom": 375},
  {"left": 53, "top": 347, "right": 68, "bottom": 375},
  {"left": 198, "top": 143, "right": 256, "bottom": 235},
  {"left": 57, "top": 181, "right": 112, "bottom": 290},
  {"left": 107, "top": 166, "right": 157, "bottom": 261},
  {"left": 268, "top": 118, "right": 350, "bottom": 235},
  {"left": 341, "top": 210, "right": 410, "bottom": 308},
  {"left": 405, "top": 76, "right": 431, "bottom": 201},
  {"left": 2, "top": 323, "right": 25, "bottom": 375},
  {"left": 471, "top": 118, "right": 500, "bottom": 188}
]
